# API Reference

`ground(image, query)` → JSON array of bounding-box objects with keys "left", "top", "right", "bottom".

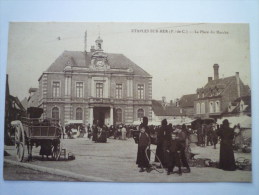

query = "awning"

[
  {"left": 65, "top": 120, "right": 84, "bottom": 125},
  {"left": 217, "top": 115, "right": 251, "bottom": 128},
  {"left": 132, "top": 121, "right": 141, "bottom": 125}
]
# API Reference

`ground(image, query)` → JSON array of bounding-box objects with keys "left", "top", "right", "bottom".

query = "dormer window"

[{"left": 240, "top": 103, "right": 244, "bottom": 112}]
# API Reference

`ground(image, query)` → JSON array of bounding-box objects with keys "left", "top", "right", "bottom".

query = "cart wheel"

[
  {"left": 52, "top": 143, "right": 61, "bottom": 161},
  {"left": 14, "top": 122, "right": 25, "bottom": 162}
]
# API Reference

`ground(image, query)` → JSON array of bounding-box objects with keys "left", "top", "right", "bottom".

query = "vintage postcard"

[{"left": 3, "top": 22, "right": 251, "bottom": 182}]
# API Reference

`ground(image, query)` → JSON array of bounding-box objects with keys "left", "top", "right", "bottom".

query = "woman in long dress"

[
  {"left": 154, "top": 119, "right": 167, "bottom": 166},
  {"left": 217, "top": 119, "right": 236, "bottom": 171},
  {"left": 136, "top": 123, "right": 151, "bottom": 172}
]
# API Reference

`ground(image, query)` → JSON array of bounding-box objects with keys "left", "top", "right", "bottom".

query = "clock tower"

[
  {"left": 90, "top": 36, "right": 110, "bottom": 70},
  {"left": 95, "top": 36, "right": 103, "bottom": 51}
]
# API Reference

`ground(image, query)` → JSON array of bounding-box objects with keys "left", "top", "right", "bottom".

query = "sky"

[{"left": 7, "top": 22, "right": 250, "bottom": 101}]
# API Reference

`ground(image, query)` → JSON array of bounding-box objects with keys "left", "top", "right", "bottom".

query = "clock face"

[{"left": 96, "top": 60, "right": 104, "bottom": 67}]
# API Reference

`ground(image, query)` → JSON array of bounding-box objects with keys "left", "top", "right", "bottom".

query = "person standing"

[
  {"left": 177, "top": 126, "right": 191, "bottom": 173},
  {"left": 211, "top": 123, "right": 218, "bottom": 149},
  {"left": 165, "top": 133, "right": 182, "bottom": 175},
  {"left": 233, "top": 124, "right": 243, "bottom": 150},
  {"left": 217, "top": 119, "right": 236, "bottom": 171},
  {"left": 155, "top": 119, "right": 167, "bottom": 167},
  {"left": 121, "top": 125, "right": 127, "bottom": 140},
  {"left": 206, "top": 124, "right": 213, "bottom": 146},
  {"left": 87, "top": 124, "right": 92, "bottom": 140},
  {"left": 136, "top": 123, "right": 151, "bottom": 172},
  {"left": 92, "top": 120, "right": 98, "bottom": 142},
  {"left": 197, "top": 123, "right": 202, "bottom": 146}
]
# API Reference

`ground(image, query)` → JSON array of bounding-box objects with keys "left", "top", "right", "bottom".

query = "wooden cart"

[{"left": 11, "top": 117, "right": 62, "bottom": 162}]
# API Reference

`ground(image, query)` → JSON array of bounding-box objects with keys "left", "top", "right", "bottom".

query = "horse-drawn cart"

[{"left": 11, "top": 109, "right": 62, "bottom": 162}]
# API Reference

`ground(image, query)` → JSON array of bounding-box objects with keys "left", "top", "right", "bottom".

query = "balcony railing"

[{"left": 89, "top": 97, "right": 113, "bottom": 104}]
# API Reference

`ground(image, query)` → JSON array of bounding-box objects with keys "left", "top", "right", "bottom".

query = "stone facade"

[
  {"left": 38, "top": 36, "right": 152, "bottom": 126},
  {"left": 194, "top": 64, "right": 250, "bottom": 120}
]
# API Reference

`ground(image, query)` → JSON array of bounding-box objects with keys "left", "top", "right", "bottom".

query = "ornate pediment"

[{"left": 90, "top": 51, "right": 110, "bottom": 70}]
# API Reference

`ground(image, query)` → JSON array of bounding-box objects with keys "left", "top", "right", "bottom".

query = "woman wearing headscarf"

[
  {"left": 154, "top": 119, "right": 167, "bottom": 167},
  {"left": 177, "top": 124, "right": 191, "bottom": 173},
  {"left": 136, "top": 117, "right": 151, "bottom": 172},
  {"left": 92, "top": 120, "right": 98, "bottom": 142},
  {"left": 217, "top": 119, "right": 236, "bottom": 171}
]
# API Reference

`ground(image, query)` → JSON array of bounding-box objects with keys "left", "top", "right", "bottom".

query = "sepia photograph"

[{"left": 3, "top": 22, "right": 252, "bottom": 182}]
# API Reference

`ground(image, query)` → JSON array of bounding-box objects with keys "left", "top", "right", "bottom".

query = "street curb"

[{"left": 4, "top": 159, "right": 113, "bottom": 182}]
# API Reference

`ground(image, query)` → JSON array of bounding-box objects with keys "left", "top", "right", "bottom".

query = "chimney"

[
  {"left": 175, "top": 98, "right": 179, "bottom": 107},
  {"left": 236, "top": 72, "right": 241, "bottom": 97},
  {"left": 213, "top": 64, "right": 219, "bottom": 80},
  {"left": 208, "top": 77, "right": 213, "bottom": 82},
  {"left": 90, "top": 45, "right": 95, "bottom": 53},
  {"left": 162, "top": 96, "right": 166, "bottom": 103}
]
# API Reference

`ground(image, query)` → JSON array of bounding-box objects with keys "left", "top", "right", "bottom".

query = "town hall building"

[{"left": 38, "top": 36, "right": 152, "bottom": 126}]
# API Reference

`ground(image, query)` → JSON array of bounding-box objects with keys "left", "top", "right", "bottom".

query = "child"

[
  {"left": 165, "top": 133, "right": 182, "bottom": 176},
  {"left": 136, "top": 124, "right": 151, "bottom": 172}
]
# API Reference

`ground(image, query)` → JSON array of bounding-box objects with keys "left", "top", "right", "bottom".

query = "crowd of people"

[
  {"left": 86, "top": 121, "right": 138, "bottom": 142},
  {"left": 135, "top": 117, "right": 190, "bottom": 175},
  {"left": 135, "top": 117, "right": 241, "bottom": 175},
  {"left": 62, "top": 117, "right": 246, "bottom": 174}
]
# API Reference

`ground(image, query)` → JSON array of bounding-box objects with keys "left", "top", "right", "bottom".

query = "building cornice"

[{"left": 41, "top": 71, "right": 152, "bottom": 78}]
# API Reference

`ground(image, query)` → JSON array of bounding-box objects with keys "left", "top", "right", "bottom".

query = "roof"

[
  {"left": 28, "top": 89, "right": 39, "bottom": 108},
  {"left": 234, "top": 95, "right": 251, "bottom": 105},
  {"left": 152, "top": 100, "right": 185, "bottom": 116},
  {"left": 29, "top": 88, "right": 38, "bottom": 93},
  {"left": 45, "top": 51, "right": 151, "bottom": 77},
  {"left": 20, "top": 97, "right": 28, "bottom": 110},
  {"left": 197, "top": 76, "right": 236, "bottom": 96},
  {"left": 197, "top": 75, "right": 250, "bottom": 98},
  {"left": 9, "top": 95, "right": 26, "bottom": 112},
  {"left": 179, "top": 94, "right": 196, "bottom": 108},
  {"left": 223, "top": 95, "right": 251, "bottom": 114},
  {"left": 204, "top": 76, "right": 235, "bottom": 89}
]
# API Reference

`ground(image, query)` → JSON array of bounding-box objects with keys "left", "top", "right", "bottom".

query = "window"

[
  {"left": 137, "top": 109, "right": 144, "bottom": 119},
  {"left": 116, "top": 108, "right": 122, "bottom": 122},
  {"left": 116, "top": 84, "right": 122, "bottom": 99},
  {"left": 52, "top": 107, "right": 59, "bottom": 119},
  {"left": 76, "top": 82, "right": 84, "bottom": 98},
  {"left": 76, "top": 108, "right": 83, "bottom": 120},
  {"left": 209, "top": 102, "right": 214, "bottom": 113},
  {"left": 210, "top": 89, "right": 213, "bottom": 97},
  {"left": 52, "top": 81, "right": 60, "bottom": 97},
  {"left": 215, "top": 101, "right": 220, "bottom": 112},
  {"left": 196, "top": 103, "right": 201, "bottom": 114},
  {"left": 201, "top": 102, "right": 205, "bottom": 114},
  {"left": 96, "top": 83, "right": 103, "bottom": 98},
  {"left": 137, "top": 84, "right": 144, "bottom": 99}
]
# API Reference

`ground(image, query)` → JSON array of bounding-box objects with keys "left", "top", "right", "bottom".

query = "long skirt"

[
  {"left": 92, "top": 132, "right": 97, "bottom": 142},
  {"left": 40, "top": 140, "right": 52, "bottom": 156},
  {"left": 121, "top": 131, "right": 126, "bottom": 140},
  {"left": 136, "top": 146, "right": 150, "bottom": 168},
  {"left": 219, "top": 140, "right": 236, "bottom": 171},
  {"left": 165, "top": 152, "right": 181, "bottom": 172},
  {"left": 155, "top": 143, "right": 164, "bottom": 165}
]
